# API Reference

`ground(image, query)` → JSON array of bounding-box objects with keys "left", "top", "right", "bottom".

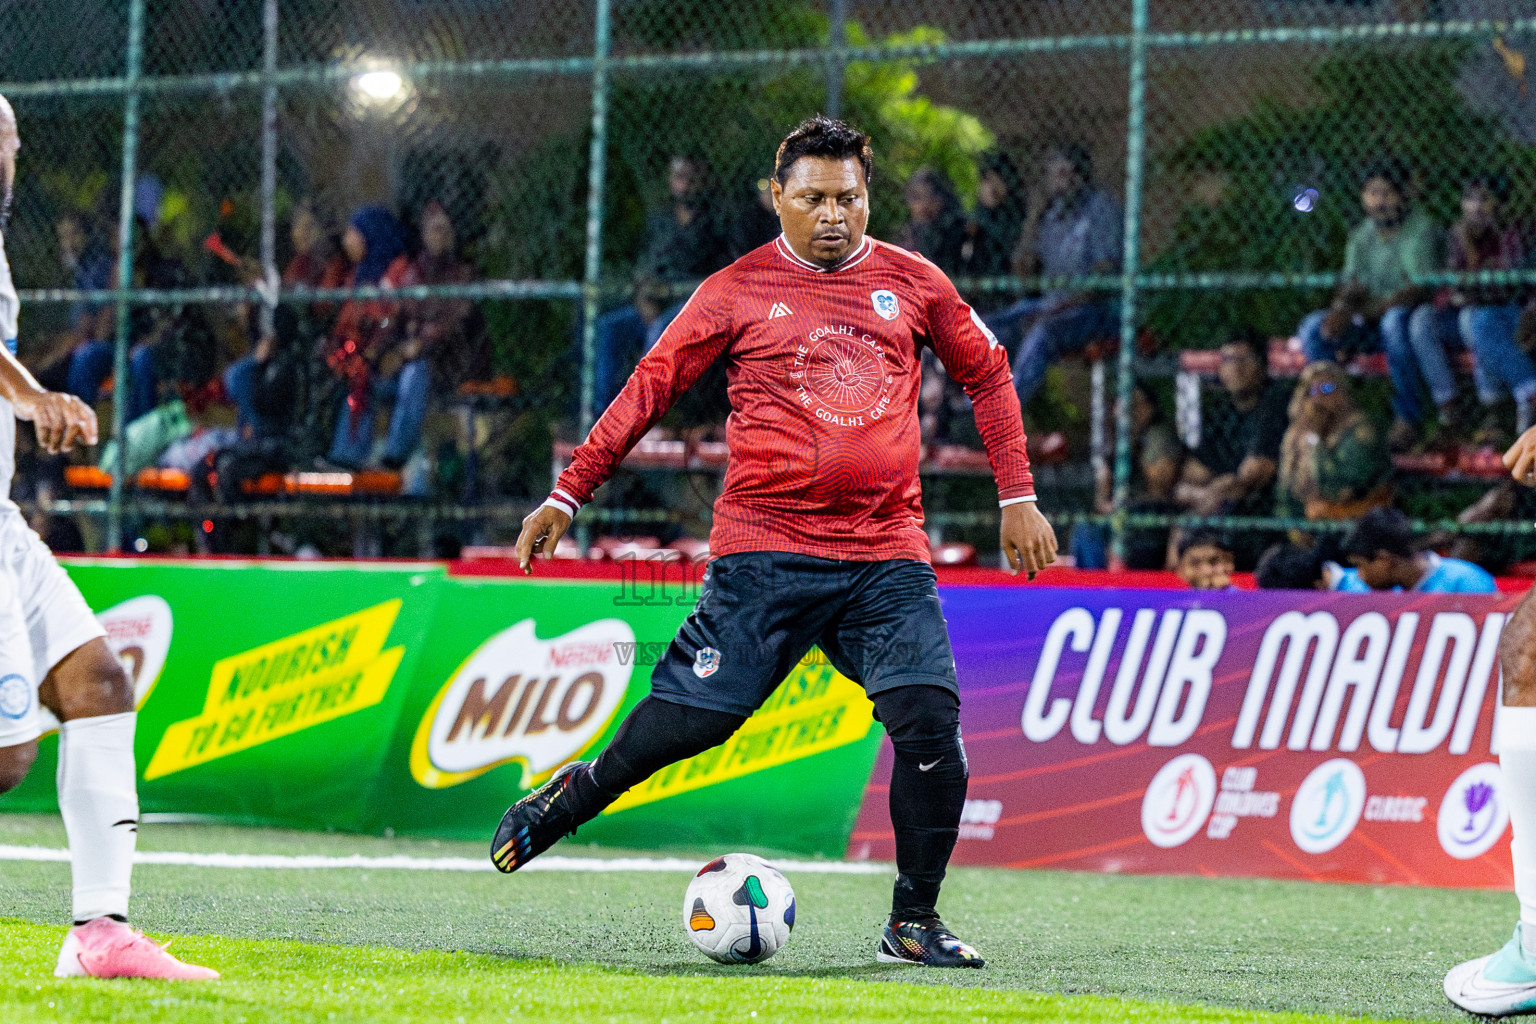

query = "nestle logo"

[
  {"left": 105, "top": 615, "right": 153, "bottom": 642},
  {"left": 547, "top": 643, "right": 611, "bottom": 667}
]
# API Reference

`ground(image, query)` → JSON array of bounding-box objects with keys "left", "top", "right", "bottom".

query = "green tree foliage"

[{"left": 840, "top": 24, "right": 995, "bottom": 219}]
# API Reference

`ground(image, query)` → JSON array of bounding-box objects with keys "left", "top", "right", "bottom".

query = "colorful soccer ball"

[{"left": 682, "top": 853, "right": 795, "bottom": 964}]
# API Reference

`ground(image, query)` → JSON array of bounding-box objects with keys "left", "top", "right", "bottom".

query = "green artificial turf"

[
  {"left": 0, "top": 814, "right": 1505, "bottom": 1022},
  {"left": 0, "top": 918, "right": 1402, "bottom": 1024}
]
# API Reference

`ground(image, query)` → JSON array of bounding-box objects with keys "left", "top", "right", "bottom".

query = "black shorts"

[{"left": 647, "top": 551, "right": 959, "bottom": 717}]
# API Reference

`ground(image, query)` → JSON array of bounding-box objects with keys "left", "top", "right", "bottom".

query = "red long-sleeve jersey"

[{"left": 549, "top": 234, "right": 1036, "bottom": 562}]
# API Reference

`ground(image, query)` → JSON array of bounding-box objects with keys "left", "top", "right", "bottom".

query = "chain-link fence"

[{"left": 3, "top": 1, "right": 1536, "bottom": 565}]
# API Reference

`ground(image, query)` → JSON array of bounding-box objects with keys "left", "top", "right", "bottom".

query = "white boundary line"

[{"left": 0, "top": 845, "right": 891, "bottom": 876}]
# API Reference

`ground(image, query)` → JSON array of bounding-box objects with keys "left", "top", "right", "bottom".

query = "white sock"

[{"left": 57, "top": 712, "right": 138, "bottom": 923}]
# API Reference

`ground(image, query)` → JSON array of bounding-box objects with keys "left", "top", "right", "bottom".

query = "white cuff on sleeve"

[
  {"left": 543, "top": 489, "right": 581, "bottom": 520},
  {"left": 998, "top": 495, "right": 1038, "bottom": 508}
]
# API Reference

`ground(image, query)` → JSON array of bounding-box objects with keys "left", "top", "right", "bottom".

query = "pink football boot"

[{"left": 54, "top": 917, "right": 219, "bottom": 980}]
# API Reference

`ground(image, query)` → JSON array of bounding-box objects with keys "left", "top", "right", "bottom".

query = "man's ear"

[{"left": 770, "top": 177, "right": 783, "bottom": 216}]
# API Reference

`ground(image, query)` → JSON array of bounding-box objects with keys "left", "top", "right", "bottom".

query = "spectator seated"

[{"left": 1178, "top": 339, "right": 1507, "bottom": 482}]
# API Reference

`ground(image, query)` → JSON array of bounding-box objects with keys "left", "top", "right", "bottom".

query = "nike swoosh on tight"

[{"left": 918, "top": 760, "right": 941, "bottom": 771}]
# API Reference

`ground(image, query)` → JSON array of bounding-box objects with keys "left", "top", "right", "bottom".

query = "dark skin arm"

[
  {"left": 516, "top": 504, "right": 573, "bottom": 574},
  {"left": 1141, "top": 454, "right": 1180, "bottom": 503},
  {"left": 1001, "top": 501, "right": 1058, "bottom": 580},
  {"left": 0, "top": 340, "right": 97, "bottom": 454},
  {"left": 1362, "top": 286, "right": 1431, "bottom": 321},
  {"left": 1176, "top": 456, "right": 1276, "bottom": 515},
  {"left": 1319, "top": 281, "right": 1428, "bottom": 340},
  {"left": 516, "top": 502, "right": 1058, "bottom": 580}
]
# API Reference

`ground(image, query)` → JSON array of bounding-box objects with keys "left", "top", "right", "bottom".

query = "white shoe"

[
  {"left": 1446, "top": 924, "right": 1536, "bottom": 1016},
  {"left": 54, "top": 927, "right": 87, "bottom": 977}
]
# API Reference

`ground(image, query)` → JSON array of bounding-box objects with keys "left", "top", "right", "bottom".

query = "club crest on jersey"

[
  {"left": 871, "top": 290, "right": 900, "bottom": 321},
  {"left": 0, "top": 673, "right": 30, "bottom": 720},
  {"left": 693, "top": 646, "right": 722, "bottom": 679}
]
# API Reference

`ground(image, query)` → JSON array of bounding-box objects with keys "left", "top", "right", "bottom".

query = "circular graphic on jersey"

[
  {"left": 1437, "top": 762, "right": 1509, "bottom": 860},
  {"left": 1141, "top": 753, "right": 1217, "bottom": 849},
  {"left": 0, "top": 673, "right": 31, "bottom": 720},
  {"left": 805, "top": 337, "right": 888, "bottom": 414},
  {"left": 1290, "top": 758, "right": 1366, "bottom": 854}
]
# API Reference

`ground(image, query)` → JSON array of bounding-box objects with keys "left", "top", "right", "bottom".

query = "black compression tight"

[
  {"left": 560, "top": 696, "right": 746, "bottom": 824},
  {"left": 872, "top": 684, "right": 967, "bottom": 922}
]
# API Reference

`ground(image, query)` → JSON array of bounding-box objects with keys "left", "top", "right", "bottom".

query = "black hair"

[
  {"left": 905, "top": 166, "right": 962, "bottom": 215},
  {"left": 980, "top": 151, "right": 1025, "bottom": 195},
  {"left": 1177, "top": 528, "right": 1232, "bottom": 561},
  {"left": 774, "top": 115, "right": 873, "bottom": 186},
  {"left": 1463, "top": 172, "right": 1512, "bottom": 204},
  {"left": 1225, "top": 326, "right": 1269, "bottom": 368},
  {"left": 1361, "top": 157, "right": 1409, "bottom": 195},
  {"left": 1255, "top": 542, "right": 1326, "bottom": 590},
  {"left": 1341, "top": 506, "right": 1416, "bottom": 561},
  {"left": 1050, "top": 142, "right": 1094, "bottom": 185}
]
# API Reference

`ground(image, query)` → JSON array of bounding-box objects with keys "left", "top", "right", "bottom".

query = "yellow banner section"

[
  {"left": 145, "top": 600, "right": 404, "bottom": 779},
  {"left": 604, "top": 655, "right": 874, "bottom": 814}
]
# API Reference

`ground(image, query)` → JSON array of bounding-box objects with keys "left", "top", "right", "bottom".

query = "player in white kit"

[
  {"left": 0, "top": 95, "right": 215, "bottom": 980},
  {"left": 1445, "top": 426, "right": 1536, "bottom": 1013}
]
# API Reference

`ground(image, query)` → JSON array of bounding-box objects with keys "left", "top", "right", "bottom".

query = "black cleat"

[
  {"left": 877, "top": 917, "right": 986, "bottom": 968},
  {"left": 490, "top": 761, "right": 590, "bottom": 873}
]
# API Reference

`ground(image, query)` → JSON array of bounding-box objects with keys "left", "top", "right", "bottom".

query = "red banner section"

[{"left": 848, "top": 588, "right": 1522, "bottom": 888}]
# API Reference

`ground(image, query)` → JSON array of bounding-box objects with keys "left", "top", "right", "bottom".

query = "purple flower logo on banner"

[{"left": 1438, "top": 764, "right": 1509, "bottom": 860}]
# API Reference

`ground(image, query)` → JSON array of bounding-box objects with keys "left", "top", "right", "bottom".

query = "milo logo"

[
  {"left": 37, "top": 595, "right": 173, "bottom": 735},
  {"left": 100, "top": 595, "right": 175, "bottom": 706},
  {"left": 410, "top": 619, "right": 633, "bottom": 789}
]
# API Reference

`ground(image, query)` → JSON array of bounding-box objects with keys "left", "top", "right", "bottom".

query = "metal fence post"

[
  {"left": 258, "top": 0, "right": 279, "bottom": 338},
  {"left": 1111, "top": 0, "right": 1149, "bottom": 565},
  {"left": 826, "top": 0, "right": 846, "bottom": 119},
  {"left": 578, "top": 0, "right": 612, "bottom": 444},
  {"left": 107, "top": 0, "right": 146, "bottom": 554}
]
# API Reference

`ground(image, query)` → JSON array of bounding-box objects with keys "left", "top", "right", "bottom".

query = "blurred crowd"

[
  {"left": 20, "top": 191, "right": 495, "bottom": 528},
  {"left": 18, "top": 144, "right": 1536, "bottom": 569}
]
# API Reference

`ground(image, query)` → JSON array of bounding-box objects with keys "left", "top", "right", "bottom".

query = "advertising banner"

[
  {"left": 0, "top": 562, "right": 885, "bottom": 858},
  {"left": 374, "top": 575, "right": 884, "bottom": 855},
  {"left": 848, "top": 588, "right": 1521, "bottom": 888},
  {"left": 1, "top": 560, "right": 446, "bottom": 832}
]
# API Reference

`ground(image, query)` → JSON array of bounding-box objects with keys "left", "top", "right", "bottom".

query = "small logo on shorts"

[
  {"left": 871, "top": 290, "right": 900, "bottom": 321},
  {"left": 0, "top": 674, "right": 31, "bottom": 720},
  {"left": 693, "top": 647, "right": 721, "bottom": 679}
]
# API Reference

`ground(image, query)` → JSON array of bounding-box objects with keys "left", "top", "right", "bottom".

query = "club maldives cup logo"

[
  {"left": 1141, "top": 754, "right": 1217, "bottom": 848},
  {"left": 870, "top": 290, "right": 900, "bottom": 320},
  {"left": 1290, "top": 759, "right": 1367, "bottom": 854},
  {"left": 411, "top": 618, "right": 634, "bottom": 789},
  {"left": 1437, "top": 762, "right": 1510, "bottom": 860}
]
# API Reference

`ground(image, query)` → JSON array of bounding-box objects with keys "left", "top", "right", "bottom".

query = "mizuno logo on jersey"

[{"left": 768, "top": 301, "right": 793, "bottom": 319}]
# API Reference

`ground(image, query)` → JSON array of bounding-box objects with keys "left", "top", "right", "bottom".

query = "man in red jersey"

[{"left": 491, "top": 116, "right": 1057, "bottom": 968}]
